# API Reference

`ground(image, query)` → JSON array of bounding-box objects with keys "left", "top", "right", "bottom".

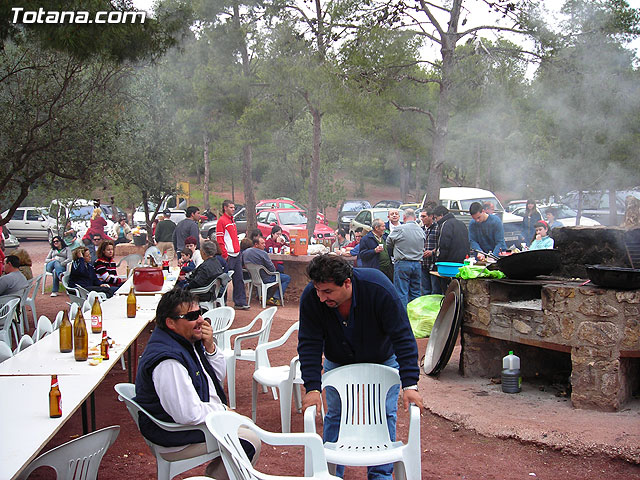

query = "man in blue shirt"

[
  {"left": 298, "top": 255, "right": 422, "bottom": 479},
  {"left": 468, "top": 201, "right": 507, "bottom": 261}
]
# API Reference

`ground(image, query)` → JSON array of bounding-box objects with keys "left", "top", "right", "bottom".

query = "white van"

[
  {"left": 48, "top": 199, "right": 127, "bottom": 240},
  {"left": 421, "top": 187, "right": 524, "bottom": 246},
  {"left": 132, "top": 195, "right": 187, "bottom": 228}
]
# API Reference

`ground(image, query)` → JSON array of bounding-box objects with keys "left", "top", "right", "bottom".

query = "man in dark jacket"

[
  {"left": 185, "top": 241, "right": 224, "bottom": 301},
  {"left": 434, "top": 205, "right": 469, "bottom": 290},
  {"left": 358, "top": 219, "right": 393, "bottom": 280}
]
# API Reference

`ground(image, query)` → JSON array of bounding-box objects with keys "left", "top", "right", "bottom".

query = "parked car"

[
  {"left": 1, "top": 206, "right": 55, "bottom": 240},
  {"left": 337, "top": 199, "right": 371, "bottom": 233},
  {"left": 256, "top": 198, "right": 327, "bottom": 224},
  {"left": 505, "top": 200, "right": 529, "bottom": 212},
  {"left": 348, "top": 208, "right": 405, "bottom": 240},
  {"left": 510, "top": 204, "right": 601, "bottom": 227},
  {"left": 2, "top": 226, "right": 20, "bottom": 250},
  {"left": 421, "top": 187, "right": 524, "bottom": 246},
  {"left": 256, "top": 208, "right": 335, "bottom": 246},
  {"left": 372, "top": 200, "right": 403, "bottom": 209},
  {"left": 48, "top": 199, "right": 127, "bottom": 240},
  {"left": 399, "top": 203, "right": 421, "bottom": 212},
  {"left": 561, "top": 190, "right": 640, "bottom": 226},
  {"left": 199, "top": 206, "right": 247, "bottom": 241}
]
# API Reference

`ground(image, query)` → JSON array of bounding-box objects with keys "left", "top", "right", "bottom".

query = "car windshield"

[
  {"left": 69, "top": 206, "right": 94, "bottom": 221},
  {"left": 278, "top": 211, "right": 308, "bottom": 225},
  {"left": 542, "top": 205, "right": 577, "bottom": 219},
  {"left": 342, "top": 201, "right": 371, "bottom": 212},
  {"left": 458, "top": 197, "right": 504, "bottom": 211}
]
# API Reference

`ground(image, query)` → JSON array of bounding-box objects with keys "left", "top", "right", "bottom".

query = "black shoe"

[{"left": 234, "top": 304, "right": 250, "bottom": 310}]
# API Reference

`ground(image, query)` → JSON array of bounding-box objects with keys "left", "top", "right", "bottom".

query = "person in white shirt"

[{"left": 134, "top": 289, "right": 260, "bottom": 478}]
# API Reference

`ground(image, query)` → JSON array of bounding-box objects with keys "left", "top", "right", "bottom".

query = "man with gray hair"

[
  {"left": 358, "top": 218, "right": 393, "bottom": 280},
  {"left": 185, "top": 241, "right": 224, "bottom": 302},
  {"left": 386, "top": 209, "right": 425, "bottom": 307}
]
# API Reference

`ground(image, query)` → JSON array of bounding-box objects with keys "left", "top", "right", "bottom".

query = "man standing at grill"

[
  {"left": 468, "top": 201, "right": 506, "bottom": 261},
  {"left": 386, "top": 209, "right": 425, "bottom": 307},
  {"left": 216, "top": 200, "right": 249, "bottom": 310},
  {"left": 298, "top": 254, "right": 423, "bottom": 479}
]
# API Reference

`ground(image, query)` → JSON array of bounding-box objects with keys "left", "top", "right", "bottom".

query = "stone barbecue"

[{"left": 458, "top": 226, "right": 640, "bottom": 412}]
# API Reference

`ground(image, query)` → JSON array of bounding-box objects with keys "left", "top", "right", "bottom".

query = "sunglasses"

[{"left": 174, "top": 309, "right": 202, "bottom": 321}]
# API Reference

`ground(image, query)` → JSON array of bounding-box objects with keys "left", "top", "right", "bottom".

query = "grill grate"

[{"left": 623, "top": 229, "right": 640, "bottom": 269}]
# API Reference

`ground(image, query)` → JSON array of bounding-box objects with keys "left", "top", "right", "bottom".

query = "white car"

[
  {"left": 48, "top": 199, "right": 127, "bottom": 240},
  {"left": 511, "top": 204, "right": 601, "bottom": 227},
  {"left": 1, "top": 206, "right": 55, "bottom": 240},
  {"left": 421, "top": 187, "right": 524, "bottom": 245}
]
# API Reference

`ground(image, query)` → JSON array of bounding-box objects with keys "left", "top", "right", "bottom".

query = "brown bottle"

[
  {"left": 58, "top": 309, "right": 73, "bottom": 353},
  {"left": 91, "top": 296, "right": 102, "bottom": 334},
  {"left": 127, "top": 286, "right": 137, "bottom": 318},
  {"left": 49, "top": 375, "right": 62, "bottom": 418},
  {"left": 100, "top": 330, "right": 109, "bottom": 360},
  {"left": 73, "top": 308, "right": 88, "bottom": 362}
]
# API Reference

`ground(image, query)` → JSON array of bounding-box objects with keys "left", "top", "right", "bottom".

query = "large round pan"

[
  {"left": 434, "top": 280, "right": 463, "bottom": 374},
  {"left": 585, "top": 264, "right": 640, "bottom": 289},
  {"left": 423, "top": 280, "right": 462, "bottom": 376},
  {"left": 488, "top": 249, "right": 561, "bottom": 279}
]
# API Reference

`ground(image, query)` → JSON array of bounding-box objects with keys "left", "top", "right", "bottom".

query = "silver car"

[{"left": 2, "top": 207, "right": 54, "bottom": 240}]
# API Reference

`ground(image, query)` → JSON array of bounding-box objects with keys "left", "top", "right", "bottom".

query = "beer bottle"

[
  {"left": 91, "top": 296, "right": 102, "bottom": 334},
  {"left": 127, "top": 286, "right": 137, "bottom": 318},
  {"left": 100, "top": 330, "right": 110, "bottom": 360},
  {"left": 73, "top": 308, "right": 88, "bottom": 362},
  {"left": 59, "top": 309, "right": 73, "bottom": 353},
  {"left": 49, "top": 375, "right": 62, "bottom": 418}
]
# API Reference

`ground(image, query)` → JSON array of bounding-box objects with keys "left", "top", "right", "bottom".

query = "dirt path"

[{"left": 17, "top": 239, "right": 640, "bottom": 479}]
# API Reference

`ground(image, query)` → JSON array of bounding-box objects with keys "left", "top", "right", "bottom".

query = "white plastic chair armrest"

[
  {"left": 225, "top": 314, "right": 259, "bottom": 339},
  {"left": 407, "top": 403, "right": 421, "bottom": 447},
  {"left": 288, "top": 356, "right": 300, "bottom": 382},
  {"left": 233, "top": 328, "right": 264, "bottom": 356},
  {"left": 303, "top": 405, "right": 318, "bottom": 434}
]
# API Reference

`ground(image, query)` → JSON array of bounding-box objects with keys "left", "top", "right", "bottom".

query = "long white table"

[
  {"left": 0, "top": 375, "right": 96, "bottom": 480},
  {"left": 0, "top": 288, "right": 170, "bottom": 479}
]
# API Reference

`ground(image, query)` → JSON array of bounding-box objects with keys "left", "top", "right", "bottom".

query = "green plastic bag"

[
  {"left": 407, "top": 294, "right": 444, "bottom": 338},
  {"left": 457, "top": 265, "right": 505, "bottom": 279}
]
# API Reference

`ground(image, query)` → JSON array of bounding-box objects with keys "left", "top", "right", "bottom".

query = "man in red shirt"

[{"left": 215, "top": 200, "right": 249, "bottom": 310}]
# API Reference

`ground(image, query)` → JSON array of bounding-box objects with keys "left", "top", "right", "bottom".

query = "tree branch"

[{"left": 391, "top": 100, "right": 435, "bottom": 130}]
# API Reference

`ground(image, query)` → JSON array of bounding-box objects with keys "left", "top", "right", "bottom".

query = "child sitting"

[{"left": 176, "top": 249, "right": 196, "bottom": 288}]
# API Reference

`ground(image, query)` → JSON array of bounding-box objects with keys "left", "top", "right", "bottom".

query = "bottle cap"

[{"left": 509, "top": 350, "right": 513, "bottom": 355}]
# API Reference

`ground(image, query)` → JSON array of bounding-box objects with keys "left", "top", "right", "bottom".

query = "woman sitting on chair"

[
  {"left": 94, "top": 240, "right": 124, "bottom": 295},
  {"left": 45, "top": 236, "right": 72, "bottom": 297},
  {"left": 69, "top": 247, "right": 113, "bottom": 298}
]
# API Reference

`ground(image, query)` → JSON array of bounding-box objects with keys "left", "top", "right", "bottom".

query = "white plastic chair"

[
  {"left": 0, "top": 340, "right": 12, "bottom": 363},
  {"left": 115, "top": 383, "right": 220, "bottom": 480},
  {"left": 16, "top": 425, "right": 119, "bottom": 480},
  {"left": 213, "top": 271, "right": 233, "bottom": 308},
  {"left": 245, "top": 263, "right": 284, "bottom": 308},
  {"left": 223, "top": 306, "right": 277, "bottom": 409},
  {"left": 13, "top": 334, "right": 34, "bottom": 354},
  {"left": 42, "top": 261, "right": 72, "bottom": 294},
  {"left": 252, "top": 322, "right": 302, "bottom": 433},
  {"left": 52, "top": 310, "right": 65, "bottom": 330},
  {"left": 303, "top": 363, "right": 421, "bottom": 480},
  {"left": 69, "top": 302, "right": 80, "bottom": 322},
  {"left": 117, "top": 253, "right": 142, "bottom": 271},
  {"left": 62, "top": 273, "right": 87, "bottom": 306},
  {"left": 202, "top": 307, "right": 235, "bottom": 347},
  {"left": 189, "top": 278, "right": 218, "bottom": 312},
  {"left": 32, "top": 315, "right": 53, "bottom": 342},
  {"left": 205, "top": 410, "right": 339, "bottom": 480},
  {"left": 0, "top": 298, "right": 21, "bottom": 348},
  {"left": 21, "top": 273, "right": 43, "bottom": 333}
]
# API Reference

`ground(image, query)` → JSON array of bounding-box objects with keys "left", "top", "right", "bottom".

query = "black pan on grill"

[
  {"left": 487, "top": 249, "right": 561, "bottom": 280},
  {"left": 585, "top": 264, "right": 640, "bottom": 289}
]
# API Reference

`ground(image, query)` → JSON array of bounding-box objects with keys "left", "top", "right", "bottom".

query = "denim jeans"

[
  {"left": 421, "top": 266, "right": 432, "bottom": 296},
  {"left": 46, "top": 260, "right": 65, "bottom": 292},
  {"left": 227, "top": 254, "right": 247, "bottom": 306},
  {"left": 393, "top": 260, "right": 422, "bottom": 307},
  {"left": 322, "top": 356, "right": 400, "bottom": 479},
  {"left": 266, "top": 273, "right": 291, "bottom": 300}
]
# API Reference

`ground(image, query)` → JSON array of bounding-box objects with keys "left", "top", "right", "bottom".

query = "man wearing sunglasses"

[{"left": 135, "top": 289, "right": 260, "bottom": 477}]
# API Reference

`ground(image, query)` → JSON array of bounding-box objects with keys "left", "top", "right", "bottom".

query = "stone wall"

[{"left": 461, "top": 278, "right": 640, "bottom": 411}]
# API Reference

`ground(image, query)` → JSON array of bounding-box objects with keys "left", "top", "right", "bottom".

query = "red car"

[
  {"left": 256, "top": 199, "right": 328, "bottom": 225},
  {"left": 256, "top": 209, "right": 335, "bottom": 246}
]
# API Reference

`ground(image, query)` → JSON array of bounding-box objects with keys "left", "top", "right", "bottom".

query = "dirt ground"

[{"left": 13, "top": 239, "right": 640, "bottom": 479}]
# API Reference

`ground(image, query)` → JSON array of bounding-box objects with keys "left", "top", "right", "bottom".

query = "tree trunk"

[
  {"left": 608, "top": 184, "right": 618, "bottom": 226},
  {"left": 243, "top": 144, "right": 257, "bottom": 231},
  {"left": 203, "top": 132, "right": 210, "bottom": 211},
  {"left": 307, "top": 102, "right": 321, "bottom": 238}
]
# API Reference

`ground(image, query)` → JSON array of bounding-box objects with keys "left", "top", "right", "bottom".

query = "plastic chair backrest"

[
  {"left": 118, "top": 254, "right": 142, "bottom": 269},
  {"left": 53, "top": 310, "right": 65, "bottom": 330},
  {"left": 322, "top": 363, "right": 400, "bottom": 447},
  {"left": 245, "top": 264, "right": 267, "bottom": 286},
  {"left": 254, "top": 321, "right": 299, "bottom": 369},
  {"left": 0, "top": 340, "right": 12, "bottom": 363},
  {"left": 69, "top": 303, "right": 79, "bottom": 321},
  {"left": 16, "top": 425, "right": 119, "bottom": 480},
  {"left": 0, "top": 298, "right": 20, "bottom": 346},
  {"left": 203, "top": 307, "right": 234, "bottom": 345},
  {"left": 33, "top": 315, "right": 53, "bottom": 342},
  {"left": 15, "top": 334, "right": 34, "bottom": 353}
]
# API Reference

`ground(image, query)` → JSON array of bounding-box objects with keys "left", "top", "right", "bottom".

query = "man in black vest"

[{"left": 135, "top": 289, "right": 260, "bottom": 478}]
